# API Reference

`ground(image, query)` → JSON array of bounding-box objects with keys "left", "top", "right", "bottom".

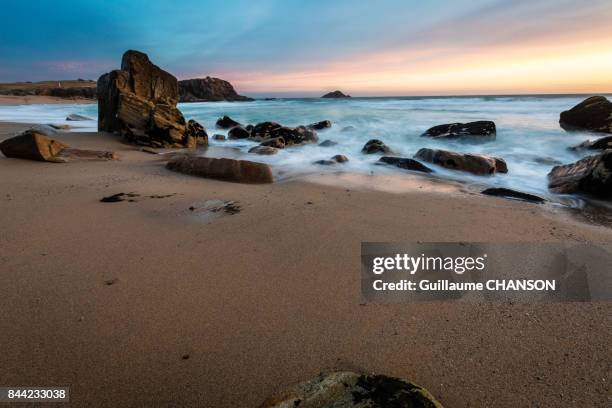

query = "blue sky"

[{"left": 2, "top": 0, "right": 612, "bottom": 96}]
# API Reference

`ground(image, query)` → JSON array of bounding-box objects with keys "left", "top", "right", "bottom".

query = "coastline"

[
  {"left": 1, "top": 122, "right": 611, "bottom": 407},
  {"left": 0, "top": 95, "right": 95, "bottom": 105}
]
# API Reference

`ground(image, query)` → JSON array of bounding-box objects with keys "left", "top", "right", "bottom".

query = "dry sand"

[{"left": 0, "top": 123, "right": 610, "bottom": 407}]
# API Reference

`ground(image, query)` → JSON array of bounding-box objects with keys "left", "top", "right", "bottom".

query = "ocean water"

[{"left": 0, "top": 96, "right": 607, "bottom": 202}]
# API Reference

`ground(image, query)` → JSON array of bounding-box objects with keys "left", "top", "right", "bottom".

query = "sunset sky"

[{"left": 2, "top": 0, "right": 612, "bottom": 97}]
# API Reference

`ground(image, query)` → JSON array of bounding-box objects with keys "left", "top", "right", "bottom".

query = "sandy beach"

[{"left": 1, "top": 122, "right": 610, "bottom": 407}]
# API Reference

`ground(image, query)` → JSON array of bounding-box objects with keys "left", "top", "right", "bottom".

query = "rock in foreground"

[
  {"left": 259, "top": 371, "right": 444, "bottom": 408},
  {"left": 322, "top": 90, "right": 351, "bottom": 98},
  {"left": 166, "top": 155, "right": 273, "bottom": 184},
  {"left": 548, "top": 151, "right": 612, "bottom": 197},
  {"left": 560, "top": 96, "right": 612, "bottom": 133},
  {"left": 379, "top": 156, "right": 433, "bottom": 173},
  {"left": 97, "top": 50, "right": 207, "bottom": 148},
  {"left": 415, "top": 148, "right": 507, "bottom": 175},
  {"left": 481, "top": 187, "right": 545, "bottom": 203},
  {"left": 422, "top": 121, "right": 496, "bottom": 139},
  {"left": 178, "top": 77, "right": 252, "bottom": 102}
]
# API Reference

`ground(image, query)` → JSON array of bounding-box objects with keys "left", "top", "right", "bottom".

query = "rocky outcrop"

[
  {"left": 322, "top": 90, "right": 351, "bottom": 98},
  {"left": 422, "top": 121, "right": 496, "bottom": 139},
  {"left": 415, "top": 148, "right": 507, "bottom": 175},
  {"left": 248, "top": 146, "right": 278, "bottom": 155},
  {"left": 250, "top": 122, "right": 318, "bottom": 146},
  {"left": 362, "top": 139, "right": 392, "bottom": 154},
  {"left": 166, "top": 155, "right": 273, "bottom": 184},
  {"left": 0, "top": 129, "right": 116, "bottom": 162},
  {"left": 308, "top": 120, "right": 332, "bottom": 130},
  {"left": 481, "top": 187, "right": 545, "bottom": 203},
  {"left": 66, "top": 113, "right": 92, "bottom": 121},
  {"left": 228, "top": 126, "right": 250, "bottom": 139},
  {"left": 378, "top": 156, "right": 433, "bottom": 173},
  {"left": 570, "top": 135, "right": 612, "bottom": 151},
  {"left": 548, "top": 150, "right": 612, "bottom": 197},
  {"left": 216, "top": 115, "right": 242, "bottom": 129},
  {"left": 560, "top": 96, "right": 612, "bottom": 133},
  {"left": 260, "top": 137, "right": 286, "bottom": 149},
  {"left": 259, "top": 371, "right": 444, "bottom": 408},
  {"left": 97, "top": 50, "right": 207, "bottom": 148},
  {"left": 178, "top": 77, "right": 252, "bottom": 102}
]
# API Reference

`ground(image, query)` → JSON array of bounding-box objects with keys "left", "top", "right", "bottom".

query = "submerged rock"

[
  {"left": 248, "top": 145, "right": 278, "bottom": 155},
  {"left": 251, "top": 122, "right": 317, "bottom": 146},
  {"left": 570, "top": 135, "right": 612, "bottom": 151},
  {"left": 362, "top": 139, "right": 392, "bottom": 154},
  {"left": 422, "top": 121, "right": 496, "bottom": 139},
  {"left": 378, "top": 156, "right": 433, "bottom": 173},
  {"left": 314, "top": 155, "right": 348, "bottom": 165},
  {"left": 178, "top": 77, "right": 252, "bottom": 102},
  {"left": 260, "top": 137, "right": 286, "bottom": 149},
  {"left": 341, "top": 126, "right": 356, "bottom": 132},
  {"left": 213, "top": 134, "right": 226, "bottom": 141},
  {"left": 0, "top": 130, "right": 68, "bottom": 162},
  {"left": 66, "top": 113, "right": 92, "bottom": 121},
  {"left": 216, "top": 115, "right": 242, "bottom": 129},
  {"left": 415, "top": 148, "right": 507, "bottom": 175},
  {"left": 259, "top": 371, "right": 444, "bottom": 408},
  {"left": 319, "top": 139, "right": 338, "bottom": 147},
  {"left": 548, "top": 151, "right": 612, "bottom": 197},
  {"left": 322, "top": 90, "right": 351, "bottom": 98},
  {"left": 228, "top": 125, "right": 250, "bottom": 139},
  {"left": 482, "top": 187, "right": 545, "bottom": 203},
  {"left": 166, "top": 155, "right": 273, "bottom": 184},
  {"left": 560, "top": 96, "right": 612, "bottom": 133},
  {"left": 308, "top": 120, "right": 332, "bottom": 130}
]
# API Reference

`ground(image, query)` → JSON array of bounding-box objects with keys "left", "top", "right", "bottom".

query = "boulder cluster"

[{"left": 97, "top": 50, "right": 208, "bottom": 148}]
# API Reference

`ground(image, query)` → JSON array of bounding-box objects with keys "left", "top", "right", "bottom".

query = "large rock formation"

[
  {"left": 97, "top": 50, "right": 207, "bottom": 148},
  {"left": 250, "top": 122, "right": 318, "bottom": 146},
  {"left": 322, "top": 90, "right": 351, "bottom": 98},
  {"left": 166, "top": 155, "right": 273, "bottom": 184},
  {"left": 570, "top": 135, "right": 612, "bottom": 151},
  {"left": 178, "top": 77, "right": 253, "bottom": 102},
  {"left": 548, "top": 150, "right": 612, "bottom": 197},
  {"left": 560, "top": 96, "right": 612, "bottom": 133},
  {"left": 259, "top": 371, "right": 444, "bottom": 408},
  {"left": 415, "top": 148, "right": 507, "bottom": 175},
  {"left": 422, "top": 121, "right": 496, "bottom": 139}
]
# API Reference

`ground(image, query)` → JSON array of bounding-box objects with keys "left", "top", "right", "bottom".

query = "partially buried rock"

[
  {"left": 362, "top": 139, "right": 392, "bottom": 154},
  {"left": 259, "top": 371, "right": 444, "bottom": 408},
  {"left": 570, "top": 135, "right": 612, "bottom": 151},
  {"left": 560, "top": 96, "right": 612, "bottom": 133},
  {"left": 66, "top": 113, "right": 92, "bottom": 121},
  {"left": 482, "top": 187, "right": 545, "bottom": 203},
  {"left": 422, "top": 121, "right": 496, "bottom": 139},
  {"left": 308, "top": 120, "right": 331, "bottom": 130},
  {"left": 319, "top": 139, "right": 337, "bottom": 147},
  {"left": 0, "top": 130, "right": 67, "bottom": 162},
  {"left": 216, "top": 115, "right": 242, "bottom": 129},
  {"left": 248, "top": 145, "right": 278, "bottom": 155},
  {"left": 378, "top": 156, "right": 433, "bottom": 173},
  {"left": 548, "top": 150, "right": 612, "bottom": 197},
  {"left": 228, "top": 125, "right": 250, "bottom": 139},
  {"left": 415, "top": 148, "right": 507, "bottom": 175},
  {"left": 166, "top": 155, "right": 273, "bottom": 184}
]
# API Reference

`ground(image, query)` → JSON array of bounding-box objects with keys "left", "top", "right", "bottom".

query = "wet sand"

[{"left": 0, "top": 123, "right": 610, "bottom": 407}]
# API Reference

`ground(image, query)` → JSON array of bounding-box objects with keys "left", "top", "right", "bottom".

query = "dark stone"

[
  {"left": 314, "top": 159, "right": 336, "bottom": 165},
  {"left": 362, "top": 139, "right": 392, "bottom": 154},
  {"left": 481, "top": 188, "right": 545, "bottom": 203},
  {"left": 560, "top": 96, "right": 612, "bottom": 133},
  {"left": 166, "top": 155, "right": 273, "bottom": 184},
  {"left": 422, "top": 121, "right": 496, "bottom": 139},
  {"left": 228, "top": 125, "right": 250, "bottom": 139},
  {"left": 216, "top": 115, "right": 242, "bottom": 129},
  {"left": 570, "top": 135, "right": 612, "bottom": 151},
  {"left": 288, "top": 126, "right": 318, "bottom": 145},
  {"left": 260, "top": 137, "right": 286, "bottom": 149},
  {"left": 185, "top": 119, "right": 208, "bottom": 146},
  {"left": 251, "top": 123, "right": 317, "bottom": 145},
  {"left": 100, "top": 192, "right": 139, "bottom": 203},
  {"left": 66, "top": 113, "right": 92, "bottom": 121},
  {"left": 341, "top": 126, "right": 356, "bottom": 132},
  {"left": 178, "top": 77, "right": 253, "bottom": 102},
  {"left": 415, "top": 148, "right": 507, "bottom": 175},
  {"left": 248, "top": 146, "right": 278, "bottom": 155},
  {"left": 378, "top": 156, "right": 433, "bottom": 173},
  {"left": 308, "top": 120, "right": 331, "bottom": 130},
  {"left": 548, "top": 151, "right": 612, "bottom": 197},
  {"left": 332, "top": 154, "right": 348, "bottom": 163},
  {"left": 213, "top": 134, "right": 226, "bottom": 141},
  {"left": 319, "top": 139, "right": 338, "bottom": 147},
  {"left": 321, "top": 90, "right": 351, "bottom": 98},
  {"left": 251, "top": 121, "right": 282, "bottom": 140}
]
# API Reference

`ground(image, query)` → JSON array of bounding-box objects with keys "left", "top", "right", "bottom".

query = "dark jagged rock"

[
  {"left": 166, "top": 155, "right": 273, "bottom": 184},
  {"left": 378, "top": 156, "right": 433, "bottom": 173},
  {"left": 570, "top": 135, "right": 612, "bottom": 151},
  {"left": 289, "top": 126, "right": 318, "bottom": 145},
  {"left": 260, "top": 137, "right": 286, "bottom": 149},
  {"left": 251, "top": 122, "right": 282, "bottom": 140},
  {"left": 185, "top": 120, "right": 208, "bottom": 146},
  {"left": 259, "top": 371, "right": 444, "bottom": 408},
  {"left": 422, "top": 121, "right": 496, "bottom": 139},
  {"left": 415, "top": 148, "right": 507, "bottom": 175},
  {"left": 97, "top": 50, "right": 205, "bottom": 148},
  {"left": 216, "top": 115, "right": 242, "bottom": 129},
  {"left": 319, "top": 139, "right": 338, "bottom": 147},
  {"left": 548, "top": 151, "right": 612, "bottom": 197},
  {"left": 178, "top": 77, "right": 253, "bottom": 102},
  {"left": 213, "top": 134, "right": 226, "bottom": 141},
  {"left": 66, "top": 113, "right": 92, "bottom": 121},
  {"left": 248, "top": 146, "right": 278, "bottom": 155},
  {"left": 322, "top": 90, "right": 351, "bottom": 98},
  {"left": 560, "top": 96, "right": 612, "bottom": 133},
  {"left": 308, "top": 120, "right": 332, "bottom": 130},
  {"left": 482, "top": 187, "right": 545, "bottom": 203},
  {"left": 362, "top": 139, "right": 392, "bottom": 154},
  {"left": 228, "top": 125, "right": 250, "bottom": 139},
  {"left": 314, "top": 159, "right": 336, "bottom": 165},
  {"left": 251, "top": 122, "right": 317, "bottom": 146}
]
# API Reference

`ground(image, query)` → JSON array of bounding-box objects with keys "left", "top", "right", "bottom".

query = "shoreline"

[{"left": 1, "top": 122, "right": 611, "bottom": 407}]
